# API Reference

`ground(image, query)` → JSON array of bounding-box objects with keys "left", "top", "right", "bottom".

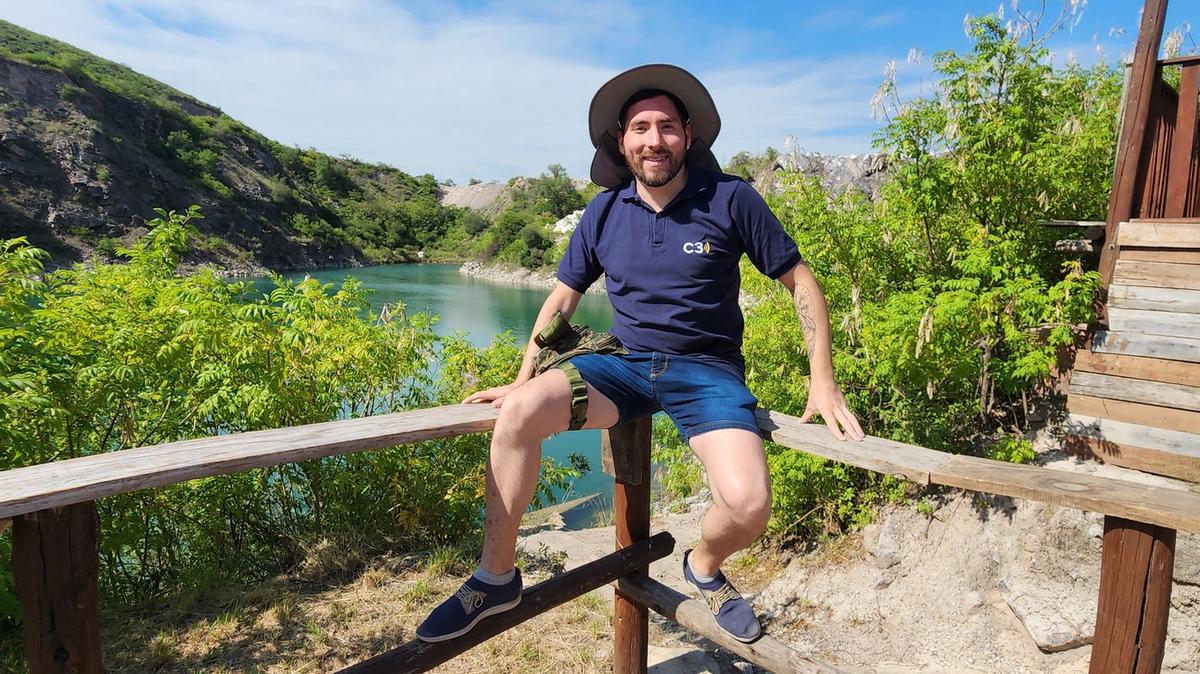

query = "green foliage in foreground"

[
  {"left": 732, "top": 15, "right": 1109, "bottom": 540},
  {"left": 0, "top": 209, "right": 585, "bottom": 628}
]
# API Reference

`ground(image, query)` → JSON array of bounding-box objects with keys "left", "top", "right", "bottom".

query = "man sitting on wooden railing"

[{"left": 416, "top": 64, "right": 864, "bottom": 644}]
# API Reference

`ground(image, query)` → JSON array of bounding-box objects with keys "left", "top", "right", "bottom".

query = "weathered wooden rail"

[{"left": 2, "top": 402, "right": 1199, "bottom": 673}]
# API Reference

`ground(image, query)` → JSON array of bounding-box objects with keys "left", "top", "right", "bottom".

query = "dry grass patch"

[
  {"left": 96, "top": 545, "right": 647, "bottom": 673},
  {"left": 727, "top": 543, "right": 791, "bottom": 594}
]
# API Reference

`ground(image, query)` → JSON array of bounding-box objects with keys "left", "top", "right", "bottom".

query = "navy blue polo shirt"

[{"left": 556, "top": 168, "right": 803, "bottom": 379}]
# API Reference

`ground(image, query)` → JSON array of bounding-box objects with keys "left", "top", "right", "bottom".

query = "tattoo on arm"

[{"left": 793, "top": 284, "right": 817, "bottom": 353}]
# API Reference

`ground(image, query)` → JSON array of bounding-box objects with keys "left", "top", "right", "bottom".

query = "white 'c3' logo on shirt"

[{"left": 682, "top": 241, "right": 712, "bottom": 254}]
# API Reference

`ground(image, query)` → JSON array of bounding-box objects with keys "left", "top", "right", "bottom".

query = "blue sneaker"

[
  {"left": 683, "top": 549, "right": 761, "bottom": 643},
  {"left": 415, "top": 570, "right": 523, "bottom": 642}
]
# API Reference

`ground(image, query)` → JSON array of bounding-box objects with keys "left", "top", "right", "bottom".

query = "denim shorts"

[{"left": 569, "top": 352, "right": 761, "bottom": 443}]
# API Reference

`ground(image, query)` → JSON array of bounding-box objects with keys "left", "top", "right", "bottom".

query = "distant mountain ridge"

[{"left": 0, "top": 20, "right": 467, "bottom": 273}]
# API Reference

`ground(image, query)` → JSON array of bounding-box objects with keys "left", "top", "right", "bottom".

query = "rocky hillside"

[
  {"left": 0, "top": 20, "right": 466, "bottom": 274},
  {"left": 732, "top": 148, "right": 889, "bottom": 199},
  {"left": 440, "top": 154, "right": 889, "bottom": 217}
]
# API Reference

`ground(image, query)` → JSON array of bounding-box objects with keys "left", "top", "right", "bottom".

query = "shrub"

[
  {"left": 462, "top": 211, "right": 490, "bottom": 236},
  {"left": 94, "top": 236, "right": 119, "bottom": 258},
  {"left": 739, "top": 11, "right": 1112, "bottom": 540},
  {"left": 57, "top": 81, "right": 85, "bottom": 100},
  {"left": 986, "top": 436, "right": 1036, "bottom": 464},
  {"left": 291, "top": 213, "right": 346, "bottom": 247},
  {"left": 529, "top": 163, "right": 584, "bottom": 219},
  {"left": 0, "top": 211, "right": 582, "bottom": 624}
]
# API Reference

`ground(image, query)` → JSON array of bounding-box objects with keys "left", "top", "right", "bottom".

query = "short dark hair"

[{"left": 618, "top": 89, "right": 690, "bottom": 128}]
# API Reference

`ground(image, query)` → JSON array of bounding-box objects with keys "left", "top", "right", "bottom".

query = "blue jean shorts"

[{"left": 569, "top": 352, "right": 761, "bottom": 443}]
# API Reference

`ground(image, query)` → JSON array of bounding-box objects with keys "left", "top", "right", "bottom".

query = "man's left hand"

[{"left": 798, "top": 379, "right": 865, "bottom": 441}]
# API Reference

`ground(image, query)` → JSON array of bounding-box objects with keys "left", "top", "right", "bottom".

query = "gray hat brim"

[{"left": 588, "top": 64, "right": 721, "bottom": 189}]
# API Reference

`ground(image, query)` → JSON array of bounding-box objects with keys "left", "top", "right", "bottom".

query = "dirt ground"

[{"left": 521, "top": 434, "right": 1200, "bottom": 674}]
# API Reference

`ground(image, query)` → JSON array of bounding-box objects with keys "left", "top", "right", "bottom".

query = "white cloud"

[
  {"left": 2, "top": 1, "right": 883, "bottom": 182},
  {"left": 705, "top": 56, "right": 891, "bottom": 159}
]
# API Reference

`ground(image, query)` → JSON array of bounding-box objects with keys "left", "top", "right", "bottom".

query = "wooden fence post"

[
  {"left": 1098, "top": 0, "right": 1168, "bottom": 289},
  {"left": 1089, "top": 515, "right": 1175, "bottom": 674},
  {"left": 608, "top": 417, "right": 652, "bottom": 674},
  {"left": 12, "top": 502, "right": 104, "bottom": 674}
]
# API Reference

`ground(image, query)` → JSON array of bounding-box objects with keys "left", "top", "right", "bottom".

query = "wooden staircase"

[
  {"left": 1064, "top": 0, "right": 1200, "bottom": 487},
  {"left": 1066, "top": 219, "right": 1200, "bottom": 481}
]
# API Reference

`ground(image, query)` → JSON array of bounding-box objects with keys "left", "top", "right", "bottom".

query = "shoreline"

[{"left": 458, "top": 260, "right": 607, "bottom": 294}]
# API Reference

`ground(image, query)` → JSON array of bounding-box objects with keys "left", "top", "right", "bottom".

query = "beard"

[{"left": 625, "top": 150, "right": 686, "bottom": 188}]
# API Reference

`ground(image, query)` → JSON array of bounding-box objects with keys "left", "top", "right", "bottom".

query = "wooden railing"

[{"left": 2, "top": 404, "right": 1199, "bottom": 673}]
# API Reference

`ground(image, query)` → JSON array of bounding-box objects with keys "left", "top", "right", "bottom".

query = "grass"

[
  {"left": 0, "top": 535, "right": 784, "bottom": 673},
  {"left": 94, "top": 566, "right": 619, "bottom": 673},
  {"left": 41, "top": 540, "right": 652, "bottom": 673}
]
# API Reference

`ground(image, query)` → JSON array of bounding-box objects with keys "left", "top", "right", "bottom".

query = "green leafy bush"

[
  {"left": 651, "top": 415, "right": 702, "bottom": 502},
  {"left": 0, "top": 209, "right": 582, "bottom": 626},
  {"left": 986, "top": 436, "right": 1036, "bottom": 464},
  {"left": 463, "top": 211, "right": 490, "bottom": 236},
  {"left": 529, "top": 164, "right": 585, "bottom": 219},
  {"left": 291, "top": 213, "right": 346, "bottom": 247},
  {"left": 740, "top": 13, "right": 1112, "bottom": 540}
]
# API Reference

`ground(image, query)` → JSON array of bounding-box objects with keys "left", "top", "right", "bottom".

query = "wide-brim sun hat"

[{"left": 588, "top": 63, "right": 722, "bottom": 188}]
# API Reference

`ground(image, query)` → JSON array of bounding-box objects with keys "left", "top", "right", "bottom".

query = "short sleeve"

[
  {"left": 730, "top": 180, "right": 803, "bottom": 279},
  {"left": 555, "top": 197, "right": 606, "bottom": 292}
]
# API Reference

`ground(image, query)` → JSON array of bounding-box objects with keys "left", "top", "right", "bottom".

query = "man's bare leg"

[
  {"left": 417, "top": 368, "right": 619, "bottom": 642},
  {"left": 685, "top": 428, "right": 772, "bottom": 577},
  {"left": 479, "top": 368, "right": 619, "bottom": 574}
]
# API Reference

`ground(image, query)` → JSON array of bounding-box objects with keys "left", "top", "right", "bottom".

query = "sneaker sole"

[
  {"left": 725, "top": 625, "right": 762, "bottom": 643},
  {"left": 415, "top": 595, "right": 522, "bottom": 643}
]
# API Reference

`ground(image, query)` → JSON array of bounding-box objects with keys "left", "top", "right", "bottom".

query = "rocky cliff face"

[
  {"left": 746, "top": 151, "right": 889, "bottom": 199},
  {"left": 439, "top": 181, "right": 512, "bottom": 218},
  {"left": 0, "top": 56, "right": 367, "bottom": 273}
]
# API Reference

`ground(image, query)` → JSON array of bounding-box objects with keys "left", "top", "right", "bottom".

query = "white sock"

[
  {"left": 687, "top": 555, "right": 718, "bottom": 584},
  {"left": 473, "top": 566, "right": 516, "bottom": 586}
]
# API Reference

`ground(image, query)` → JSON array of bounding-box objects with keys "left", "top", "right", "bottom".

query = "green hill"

[{"left": 0, "top": 19, "right": 472, "bottom": 273}]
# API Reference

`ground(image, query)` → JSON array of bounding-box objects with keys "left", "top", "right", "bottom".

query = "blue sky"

[{"left": 1, "top": 1, "right": 1195, "bottom": 183}]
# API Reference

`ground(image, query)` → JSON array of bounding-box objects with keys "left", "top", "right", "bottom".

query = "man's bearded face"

[{"left": 619, "top": 95, "right": 691, "bottom": 188}]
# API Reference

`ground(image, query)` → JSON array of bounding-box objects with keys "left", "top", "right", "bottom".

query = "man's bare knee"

[
  {"left": 494, "top": 375, "right": 571, "bottom": 440},
  {"left": 715, "top": 486, "right": 771, "bottom": 531}
]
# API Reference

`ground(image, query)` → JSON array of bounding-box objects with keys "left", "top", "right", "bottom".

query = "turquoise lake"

[{"left": 258, "top": 263, "right": 617, "bottom": 523}]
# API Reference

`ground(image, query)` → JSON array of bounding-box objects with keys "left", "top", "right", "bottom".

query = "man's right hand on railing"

[{"left": 462, "top": 381, "right": 521, "bottom": 408}]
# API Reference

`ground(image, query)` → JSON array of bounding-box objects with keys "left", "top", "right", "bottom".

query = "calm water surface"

[{"left": 263, "top": 264, "right": 616, "bottom": 521}]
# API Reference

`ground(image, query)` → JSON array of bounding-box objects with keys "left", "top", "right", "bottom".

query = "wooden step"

[
  {"left": 1066, "top": 414, "right": 1200, "bottom": 482},
  {"left": 1108, "top": 284, "right": 1200, "bottom": 314},
  {"left": 1107, "top": 307, "right": 1200, "bottom": 337},
  {"left": 1074, "top": 351, "right": 1200, "bottom": 388},
  {"left": 1114, "top": 260, "right": 1200, "bottom": 290},
  {"left": 1120, "top": 248, "right": 1200, "bottom": 264},
  {"left": 1070, "top": 371, "right": 1200, "bottom": 412},
  {"left": 1092, "top": 330, "right": 1200, "bottom": 363},
  {"left": 1068, "top": 394, "right": 1200, "bottom": 435},
  {"left": 1118, "top": 220, "right": 1200, "bottom": 248}
]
